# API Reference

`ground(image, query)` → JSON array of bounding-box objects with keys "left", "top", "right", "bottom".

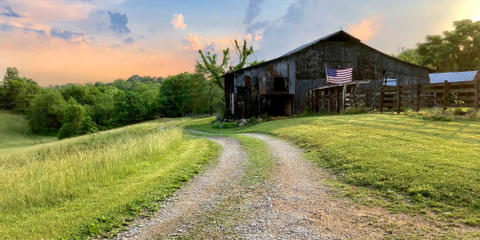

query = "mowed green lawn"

[
  {"left": 0, "top": 117, "right": 220, "bottom": 239},
  {"left": 191, "top": 113, "right": 480, "bottom": 224},
  {"left": 0, "top": 111, "right": 56, "bottom": 148}
]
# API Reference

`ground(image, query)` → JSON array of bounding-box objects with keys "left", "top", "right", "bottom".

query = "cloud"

[
  {"left": 51, "top": 29, "right": 86, "bottom": 41},
  {"left": 123, "top": 37, "right": 134, "bottom": 44},
  {"left": 1, "top": 6, "right": 20, "bottom": 17},
  {"left": 0, "top": 23, "right": 13, "bottom": 31},
  {"left": 108, "top": 11, "right": 130, "bottom": 34},
  {"left": 171, "top": 13, "right": 186, "bottom": 29},
  {"left": 346, "top": 16, "right": 382, "bottom": 42},
  {"left": 0, "top": 18, "right": 49, "bottom": 35},
  {"left": 182, "top": 33, "right": 201, "bottom": 50},
  {"left": 244, "top": 0, "right": 265, "bottom": 25}
]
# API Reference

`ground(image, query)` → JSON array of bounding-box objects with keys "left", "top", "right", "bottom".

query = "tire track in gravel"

[
  {"left": 240, "top": 134, "right": 470, "bottom": 240},
  {"left": 112, "top": 136, "right": 246, "bottom": 240},
  {"left": 238, "top": 133, "right": 385, "bottom": 239}
]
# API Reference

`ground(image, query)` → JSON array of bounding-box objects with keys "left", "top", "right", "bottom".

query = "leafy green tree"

[
  {"left": 112, "top": 91, "right": 147, "bottom": 125},
  {"left": 27, "top": 89, "right": 67, "bottom": 134},
  {"left": 159, "top": 73, "right": 220, "bottom": 117},
  {"left": 59, "top": 84, "right": 101, "bottom": 105},
  {"left": 57, "top": 98, "right": 97, "bottom": 139},
  {"left": 397, "top": 19, "right": 480, "bottom": 72},
  {"left": 195, "top": 39, "right": 256, "bottom": 91},
  {"left": 2, "top": 67, "right": 41, "bottom": 112},
  {"left": 396, "top": 48, "right": 423, "bottom": 66},
  {"left": 89, "top": 86, "right": 118, "bottom": 128}
]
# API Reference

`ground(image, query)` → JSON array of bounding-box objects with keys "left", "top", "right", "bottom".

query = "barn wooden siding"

[{"left": 224, "top": 31, "right": 430, "bottom": 119}]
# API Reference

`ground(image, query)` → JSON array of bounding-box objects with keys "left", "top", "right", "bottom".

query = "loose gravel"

[
  {"left": 111, "top": 133, "right": 476, "bottom": 240},
  {"left": 112, "top": 136, "right": 246, "bottom": 240}
]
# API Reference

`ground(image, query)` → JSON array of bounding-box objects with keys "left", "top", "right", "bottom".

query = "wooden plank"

[
  {"left": 475, "top": 75, "right": 479, "bottom": 110},
  {"left": 380, "top": 86, "right": 384, "bottom": 112},
  {"left": 443, "top": 80, "right": 449, "bottom": 111},
  {"left": 397, "top": 85, "right": 402, "bottom": 114},
  {"left": 384, "top": 103, "right": 394, "bottom": 107}
]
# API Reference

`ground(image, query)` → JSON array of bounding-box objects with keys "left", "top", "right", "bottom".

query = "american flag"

[{"left": 326, "top": 67, "right": 353, "bottom": 84}]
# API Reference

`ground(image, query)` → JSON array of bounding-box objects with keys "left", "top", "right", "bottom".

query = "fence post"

[
  {"left": 475, "top": 77, "right": 479, "bottom": 110},
  {"left": 365, "top": 92, "right": 369, "bottom": 108},
  {"left": 380, "top": 86, "right": 384, "bottom": 113},
  {"left": 443, "top": 80, "right": 449, "bottom": 112},
  {"left": 415, "top": 84, "right": 421, "bottom": 112},
  {"left": 396, "top": 85, "right": 402, "bottom": 114}
]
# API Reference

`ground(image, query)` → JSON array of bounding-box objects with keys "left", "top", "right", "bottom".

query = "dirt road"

[
  {"left": 112, "top": 133, "right": 473, "bottom": 239},
  {"left": 113, "top": 136, "right": 246, "bottom": 239}
]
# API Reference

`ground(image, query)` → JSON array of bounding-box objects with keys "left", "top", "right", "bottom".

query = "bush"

[
  {"left": 343, "top": 103, "right": 369, "bottom": 115},
  {"left": 212, "top": 121, "right": 237, "bottom": 129},
  {"left": 27, "top": 90, "right": 67, "bottom": 134},
  {"left": 58, "top": 99, "right": 98, "bottom": 139}
]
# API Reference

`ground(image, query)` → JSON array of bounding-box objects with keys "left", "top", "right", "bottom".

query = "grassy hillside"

[
  {"left": 0, "top": 118, "right": 220, "bottom": 239},
  {"left": 189, "top": 113, "right": 480, "bottom": 225},
  {"left": 0, "top": 111, "right": 56, "bottom": 148}
]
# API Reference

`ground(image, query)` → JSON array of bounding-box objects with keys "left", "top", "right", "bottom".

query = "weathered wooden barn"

[{"left": 223, "top": 30, "right": 430, "bottom": 119}]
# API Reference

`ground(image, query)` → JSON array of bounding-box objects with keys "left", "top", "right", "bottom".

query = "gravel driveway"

[
  {"left": 112, "top": 136, "right": 246, "bottom": 240},
  {"left": 111, "top": 133, "right": 474, "bottom": 239}
]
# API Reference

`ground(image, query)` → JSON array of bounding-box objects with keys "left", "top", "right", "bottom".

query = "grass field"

[
  {"left": 0, "top": 111, "right": 56, "bottom": 148},
  {"left": 189, "top": 113, "right": 480, "bottom": 225},
  {"left": 0, "top": 117, "right": 220, "bottom": 239}
]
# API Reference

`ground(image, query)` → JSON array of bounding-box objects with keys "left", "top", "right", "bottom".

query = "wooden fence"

[
  {"left": 308, "top": 79, "right": 480, "bottom": 113},
  {"left": 379, "top": 80, "right": 480, "bottom": 112}
]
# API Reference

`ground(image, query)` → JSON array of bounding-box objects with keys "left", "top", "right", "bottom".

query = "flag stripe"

[{"left": 326, "top": 67, "right": 353, "bottom": 83}]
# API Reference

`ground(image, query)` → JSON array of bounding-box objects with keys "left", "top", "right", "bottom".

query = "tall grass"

[
  {"left": 0, "top": 111, "right": 56, "bottom": 148},
  {"left": 0, "top": 119, "right": 219, "bottom": 239}
]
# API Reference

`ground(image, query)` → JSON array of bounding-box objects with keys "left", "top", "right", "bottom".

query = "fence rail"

[{"left": 308, "top": 79, "right": 480, "bottom": 113}]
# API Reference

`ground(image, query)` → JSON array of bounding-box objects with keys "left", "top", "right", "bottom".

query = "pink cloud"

[
  {"left": 182, "top": 33, "right": 202, "bottom": 50},
  {"left": 171, "top": 13, "right": 186, "bottom": 29},
  {"left": 346, "top": 16, "right": 382, "bottom": 42}
]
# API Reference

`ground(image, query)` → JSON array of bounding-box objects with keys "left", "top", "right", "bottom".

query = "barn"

[{"left": 223, "top": 30, "right": 430, "bottom": 119}]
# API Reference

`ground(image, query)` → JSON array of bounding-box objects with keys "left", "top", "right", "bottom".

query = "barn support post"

[
  {"left": 379, "top": 86, "right": 384, "bottom": 113},
  {"left": 474, "top": 77, "right": 479, "bottom": 110},
  {"left": 322, "top": 90, "right": 326, "bottom": 111},
  {"left": 415, "top": 84, "right": 421, "bottom": 112},
  {"left": 342, "top": 84, "right": 347, "bottom": 111},
  {"left": 309, "top": 90, "right": 313, "bottom": 112},
  {"left": 327, "top": 88, "right": 331, "bottom": 112},
  {"left": 336, "top": 88, "right": 341, "bottom": 112},
  {"left": 443, "top": 80, "right": 449, "bottom": 112},
  {"left": 365, "top": 92, "right": 369, "bottom": 108},
  {"left": 316, "top": 90, "right": 320, "bottom": 112},
  {"left": 396, "top": 85, "right": 402, "bottom": 114},
  {"left": 350, "top": 85, "right": 355, "bottom": 107}
]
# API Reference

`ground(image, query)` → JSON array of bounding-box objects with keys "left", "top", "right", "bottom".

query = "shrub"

[
  {"left": 57, "top": 99, "right": 98, "bottom": 139},
  {"left": 343, "top": 103, "right": 369, "bottom": 115},
  {"left": 27, "top": 90, "right": 67, "bottom": 134}
]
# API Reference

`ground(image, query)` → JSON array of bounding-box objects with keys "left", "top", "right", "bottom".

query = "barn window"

[
  {"left": 245, "top": 76, "right": 251, "bottom": 87},
  {"left": 384, "top": 78, "right": 397, "bottom": 86},
  {"left": 274, "top": 77, "right": 288, "bottom": 92}
]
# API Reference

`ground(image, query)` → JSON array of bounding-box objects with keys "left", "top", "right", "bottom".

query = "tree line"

[
  {"left": 396, "top": 19, "right": 480, "bottom": 72},
  {"left": 0, "top": 68, "right": 222, "bottom": 139},
  {"left": 0, "top": 39, "right": 258, "bottom": 139}
]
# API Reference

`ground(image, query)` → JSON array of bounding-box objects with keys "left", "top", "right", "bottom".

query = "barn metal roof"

[
  {"left": 280, "top": 31, "right": 360, "bottom": 57},
  {"left": 224, "top": 30, "right": 429, "bottom": 76},
  {"left": 429, "top": 71, "right": 479, "bottom": 83}
]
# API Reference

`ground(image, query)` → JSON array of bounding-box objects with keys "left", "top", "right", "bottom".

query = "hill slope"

[{"left": 0, "top": 111, "right": 56, "bottom": 148}]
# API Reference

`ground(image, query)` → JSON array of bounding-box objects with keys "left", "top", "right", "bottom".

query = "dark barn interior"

[{"left": 224, "top": 30, "right": 430, "bottom": 119}]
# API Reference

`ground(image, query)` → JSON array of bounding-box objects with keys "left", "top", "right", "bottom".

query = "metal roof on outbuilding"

[{"left": 429, "top": 71, "right": 479, "bottom": 83}]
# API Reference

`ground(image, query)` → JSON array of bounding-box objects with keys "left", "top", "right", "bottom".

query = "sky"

[{"left": 0, "top": 0, "right": 479, "bottom": 86}]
